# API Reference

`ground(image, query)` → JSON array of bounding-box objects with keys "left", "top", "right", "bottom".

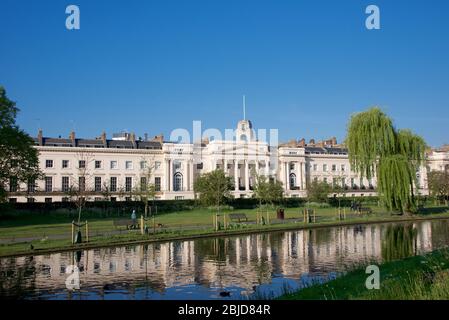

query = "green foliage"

[
  {"left": 193, "top": 169, "right": 233, "bottom": 207},
  {"left": 378, "top": 155, "right": 417, "bottom": 213},
  {"left": 346, "top": 107, "right": 427, "bottom": 214},
  {"left": 0, "top": 86, "right": 41, "bottom": 202},
  {"left": 306, "top": 180, "right": 332, "bottom": 203},
  {"left": 346, "top": 107, "right": 397, "bottom": 179},
  {"left": 427, "top": 170, "right": 449, "bottom": 200},
  {"left": 252, "top": 174, "right": 284, "bottom": 206}
]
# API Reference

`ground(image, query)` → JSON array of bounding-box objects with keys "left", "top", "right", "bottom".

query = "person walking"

[{"left": 131, "top": 209, "right": 137, "bottom": 229}]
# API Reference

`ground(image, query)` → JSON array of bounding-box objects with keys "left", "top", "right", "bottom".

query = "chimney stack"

[
  {"left": 144, "top": 133, "right": 148, "bottom": 141},
  {"left": 37, "top": 129, "right": 43, "bottom": 146},
  {"left": 69, "top": 131, "right": 76, "bottom": 147},
  {"left": 298, "top": 138, "right": 306, "bottom": 147},
  {"left": 152, "top": 134, "right": 164, "bottom": 144},
  {"left": 101, "top": 131, "right": 107, "bottom": 147},
  {"left": 129, "top": 132, "right": 137, "bottom": 148}
]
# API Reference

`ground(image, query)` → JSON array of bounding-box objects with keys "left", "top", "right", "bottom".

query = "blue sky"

[{"left": 1, "top": 0, "right": 448, "bottom": 147}]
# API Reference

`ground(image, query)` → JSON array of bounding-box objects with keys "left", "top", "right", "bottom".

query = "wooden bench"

[
  {"left": 359, "top": 207, "right": 373, "bottom": 214},
  {"left": 113, "top": 219, "right": 139, "bottom": 230},
  {"left": 229, "top": 213, "right": 248, "bottom": 223}
]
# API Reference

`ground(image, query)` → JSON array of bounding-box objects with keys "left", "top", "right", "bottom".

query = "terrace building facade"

[{"left": 6, "top": 119, "right": 445, "bottom": 203}]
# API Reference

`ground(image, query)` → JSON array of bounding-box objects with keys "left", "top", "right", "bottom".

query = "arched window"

[
  {"left": 289, "top": 173, "right": 297, "bottom": 189},
  {"left": 240, "top": 134, "right": 247, "bottom": 142},
  {"left": 174, "top": 173, "right": 183, "bottom": 191}
]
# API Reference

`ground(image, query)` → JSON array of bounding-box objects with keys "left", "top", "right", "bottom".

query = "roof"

[
  {"left": 305, "top": 146, "right": 348, "bottom": 155},
  {"left": 35, "top": 136, "right": 162, "bottom": 150}
]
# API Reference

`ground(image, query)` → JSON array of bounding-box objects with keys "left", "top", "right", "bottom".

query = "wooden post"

[
  {"left": 140, "top": 215, "right": 144, "bottom": 235},
  {"left": 85, "top": 221, "right": 89, "bottom": 243},
  {"left": 71, "top": 220, "right": 74, "bottom": 244}
]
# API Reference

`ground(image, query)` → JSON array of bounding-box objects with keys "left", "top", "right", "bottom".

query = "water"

[{"left": 1, "top": 219, "right": 449, "bottom": 300}]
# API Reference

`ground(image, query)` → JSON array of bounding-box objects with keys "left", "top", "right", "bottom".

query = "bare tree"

[
  {"left": 132, "top": 156, "right": 157, "bottom": 218},
  {"left": 65, "top": 150, "right": 94, "bottom": 223}
]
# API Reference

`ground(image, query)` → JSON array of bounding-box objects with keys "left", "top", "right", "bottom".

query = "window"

[
  {"left": 62, "top": 160, "right": 69, "bottom": 168},
  {"left": 9, "top": 198, "right": 17, "bottom": 203},
  {"left": 289, "top": 173, "right": 296, "bottom": 189},
  {"left": 78, "top": 177, "right": 85, "bottom": 192},
  {"left": 323, "top": 177, "right": 328, "bottom": 184},
  {"left": 125, "top": 161, "right": 133, "bottom": 170},
  {"left": 79, "top": 160, "right": 86, "bottom": 169},
  {"left": 27, "top": 197, "right": 35, "bottom": 203},
  {"left": 140, "top": 177, "right": 147, "bottom": 191},
  {"left": 140, "top": 161, "right": 147, "bottom": 170},
  {"left": 62, "top": 176, "right": 69, "bottom": 192},
  {"left": 125, "top": 177, "right": 132, "bottom": 192},
  {"left": 110, "top": 177, "right": 117, "bottom": 192},
  {"left": 9, "top": 177, "right": 17, "bottom": 192},
  {"left": 62, "top": 197, "right": 69, "bottom": 202},
  {"left": 174, "top": 162, "right": 181, "bottom": 171},
  {"left": 155, "top": 161, "right": 161, "bottom": 170},
  {"left": 332, "top": 164, "right": 337, "bottom": 172},
  {"left": 341, "top": 164, "right": 346, "bottom": 172},
  {"left": 95, "top": 160, "right": 102, "bottom": 169},
  {"left": 289, "top": 163, "right": 295, "bottom": 171},
  {"left": 173, "top": 173, "right": 183, "bottom": 191},
  {"left": 94, "top": 177, "right": 102, "bottom": 192},
  {"left": 323, "top": 164, "right": 328, "bottom": 172},
  {"left": 45, "top": 197, "right": 52, "bottom": 203},
  {"left": 197, "top": 163, "right": 203, "bottom": 170},
  {"left": 27, "top": 179, "right": 36, "bottom": 193},
  {"left": 45, "top": 177, "right": 53, "bottom": 192},
  {"left": 313, "top": 164, "right": 318, "bottom": 171},
  {"left": 155, "top": 177, "right": 161, "bottom": 191},
  {"left": 110, "top": 161, "right": 118, "bottom": 169},
  {"left": 46, "top": 160, "right": 54, "bottom": 168}
]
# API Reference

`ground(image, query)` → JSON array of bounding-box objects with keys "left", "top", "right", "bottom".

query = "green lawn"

[
  {"left": 279, "top": 248, "right": 449, "bottom": 300},
  {"left": 1, "top": 204, "right": 449, "bottom": 257}
]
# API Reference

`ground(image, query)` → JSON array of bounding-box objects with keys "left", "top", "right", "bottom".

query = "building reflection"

[{"left": 0, "top": 220, "right": 442, "bottom": 299}]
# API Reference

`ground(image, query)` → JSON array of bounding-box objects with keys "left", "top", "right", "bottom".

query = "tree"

[
  {"left": 132, "top": 157, "right": 157, "bottom": 218},
  {"left": 66, "top": 151, "right": 94, "bottom": 223},
  {"left": 194, "top": 169, "right": 232, "bottom": 208},
  {"left": 0, "top": 86, "right": 41, "bottom": 201},
  {"left": 306, "top": 180, "right": 332, "bottom": 203},
  {"left": 252, "top": 171, "right": 284, "bottom": 207},
  {"left": 346, "top": 107, "right": 426, "bottom": 214},
  {"left": 427, "top": 171, "right": 449, "bottom": 204}
]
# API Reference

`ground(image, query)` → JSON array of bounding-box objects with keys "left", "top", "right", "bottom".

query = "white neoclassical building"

[{"left": 5, "top": 118, "right": 447, "bottom": 203}]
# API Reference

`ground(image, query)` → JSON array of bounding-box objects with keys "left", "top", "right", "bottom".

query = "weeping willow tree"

[{"left": 346, "top": 107, "right": 427, "bottom": 214}]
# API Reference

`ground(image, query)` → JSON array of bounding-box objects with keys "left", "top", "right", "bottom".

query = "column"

[
  {"left": 234, "top": 160, "right": 239, "bottom": 191},
  {"left": 189, "top": 160, "right": 194, "bottom": 191},
  {"left": 168, "top": 160, "right": 171, "bottom": 191},
  {"left": 224, "top": 159, "right": 228, "bottom": 175},
  {"left": 256, "top": 160, "right": 260, "bottom": 175},
  {"left": 285, "top": 162, "right": 290, "bottom": 191},
  {"left": 245, "top": 160, "right": 249, "bottom": 191},
  {"left": 165, "top": 159, "right": 170, "bottom": 191},
  {"left": 183, "top": 161, "right": 188, "bottom": 191},
  {"left": 302, "top": 161, "right": 306, "bottom": 190}
]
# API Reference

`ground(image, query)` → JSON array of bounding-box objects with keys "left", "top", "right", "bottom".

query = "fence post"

[
  {"left": 85, "top": 221, "right": 89, "bottom": 243},
  {"left": 71, "top": 220, "right": 74, "bottom": 244},
  {"left": 140, "top": 215, "right": 144, "bottom": 235}
]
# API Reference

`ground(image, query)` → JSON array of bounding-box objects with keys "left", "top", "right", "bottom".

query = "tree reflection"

[{"left": 381, "top": 224, "right": 417, "bottom": 262}]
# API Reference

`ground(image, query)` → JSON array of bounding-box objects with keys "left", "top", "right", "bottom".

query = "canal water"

[{"left": 1, "top": 219, "right": 449, "bottom": 300}]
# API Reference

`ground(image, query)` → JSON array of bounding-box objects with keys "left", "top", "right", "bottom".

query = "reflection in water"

[
  {"left": 382, "top": 224, "right": 418, "bottom": 262},
  {"left": 0, "top": 219, "right": 448, "bottom": 300}
]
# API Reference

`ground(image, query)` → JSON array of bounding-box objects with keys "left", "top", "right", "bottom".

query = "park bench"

[
  {"left": 229, "top": 213, "right": 248, "bottom": 223},
  {"left": 113, "top": 219, "right": 139, "bottom": 230},
  {"left": 358, "top": 207, "right": 373, "bottom": 214}
]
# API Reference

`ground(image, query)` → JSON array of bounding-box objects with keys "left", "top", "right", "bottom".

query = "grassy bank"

[
  {"left": 279, "top": 248, "right": 449, "bottom": 300},
  {"left": 1, "top": 205, "right": 449, "bottom": 257}
]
